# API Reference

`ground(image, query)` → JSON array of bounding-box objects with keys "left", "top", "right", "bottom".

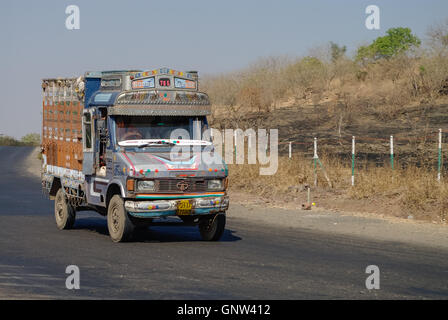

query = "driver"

[{"left": 116, "top": 117, "right": 143, "bottom": 141}]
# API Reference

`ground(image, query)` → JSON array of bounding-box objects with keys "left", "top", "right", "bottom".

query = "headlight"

[
  {"left": 137, "top": 180, "right": 155, "bottom": 191},
  {"left": 207, "top": 179, "right": 222, "bottom": 190}
]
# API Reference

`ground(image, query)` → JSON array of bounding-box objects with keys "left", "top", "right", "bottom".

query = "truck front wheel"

[
  {"left": 107, "top": 195, "right": 134, "bottom": 242},
  {"left": 198, "top": 214, "right": 226, "bottom": 241},
  {"left": 54, "top": 188, "right": 76, "bottom": 230}
]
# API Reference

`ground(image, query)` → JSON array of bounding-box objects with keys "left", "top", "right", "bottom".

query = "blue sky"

[{"left": 1, "top": 0, "right": 447, "bottom": 138}]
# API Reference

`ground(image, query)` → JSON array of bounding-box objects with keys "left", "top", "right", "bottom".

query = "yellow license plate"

[{"left": 177, "top": 200, "right": 192, "bottom": 215}]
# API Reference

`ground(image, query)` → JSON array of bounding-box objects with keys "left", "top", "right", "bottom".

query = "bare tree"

[{"left": 427, "top": 19, "right": 448, "bottom": 54}]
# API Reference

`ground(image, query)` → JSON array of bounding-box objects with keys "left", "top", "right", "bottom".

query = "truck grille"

[{"left": 157, "top": 179, "right": 207, "bottom": 193}]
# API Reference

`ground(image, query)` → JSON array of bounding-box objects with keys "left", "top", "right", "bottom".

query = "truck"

[{"left": 41, "top": 68, "right": 229, "bottom": 242}]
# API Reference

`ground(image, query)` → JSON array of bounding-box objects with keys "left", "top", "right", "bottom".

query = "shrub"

[
  {"left": 356, "top": 27, "right": 421, "bottom": 62},
  {"left": 21, "top": 133, "right": 41, "bottom": 146},
  {"left": 0, "top": 135, "right": 21, "bottom": 146},
  {"left": 284, "top": 56, "right": 329, "bottom": 97}
]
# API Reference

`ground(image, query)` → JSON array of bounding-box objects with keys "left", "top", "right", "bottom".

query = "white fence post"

[
  {"left": 390, "top": 135, "right": 394, "bottom": 170},
  {"left": 289, "top": 142, "right": 292, "bottom": 159},
  {"left": 352, "top": 136, "right": 355, "bottom": 186}
]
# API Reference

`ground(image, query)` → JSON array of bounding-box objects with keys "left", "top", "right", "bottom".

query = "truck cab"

[{"left": 41, "top": 68, "right": 228, "bottom": 242}]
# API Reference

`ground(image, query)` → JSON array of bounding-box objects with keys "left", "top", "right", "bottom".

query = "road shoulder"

[
  {"left": 24, "top": 147, "right": 41, "bottom": 179},
  {"left": 228, "top": 190, "right": 448, "bottom": 250}
]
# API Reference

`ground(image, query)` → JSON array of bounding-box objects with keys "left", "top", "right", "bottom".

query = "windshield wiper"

[{"left": 137, "top": 140, "right": 176, "bottom": 148}]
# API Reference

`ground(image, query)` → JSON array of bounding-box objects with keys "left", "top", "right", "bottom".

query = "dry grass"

[
  {"left": 228, "top": 155, "right": 448, "bottom": 223},
  {"left": 228, "top": 154, "right": 350, "bottom": 199},
  {"left": 350, "top": 165, "right": 448, "bottom": 220}
]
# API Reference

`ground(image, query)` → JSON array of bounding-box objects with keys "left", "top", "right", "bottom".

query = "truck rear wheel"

[
  {"left": 199, "top": 214, "right": 226, "bottom": 241},
  {"left": 54, "top": 188, "right": 76, "bottom": 230},
  {"left": 107, "top": 195, "right": 134, "bottom": 242}
]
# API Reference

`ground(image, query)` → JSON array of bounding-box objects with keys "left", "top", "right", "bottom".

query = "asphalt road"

[{"left": 0, "top": 146, "right": 447, "bottom": 299}]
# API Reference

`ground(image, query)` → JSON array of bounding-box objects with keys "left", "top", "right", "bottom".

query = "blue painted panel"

[{"left": 84, "top": 77, "right": 101, "bottom": 108}]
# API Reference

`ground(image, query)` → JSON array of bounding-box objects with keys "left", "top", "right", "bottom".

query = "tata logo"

[{"left": 176, "top": 181, "right": 190, "bottom": 191}]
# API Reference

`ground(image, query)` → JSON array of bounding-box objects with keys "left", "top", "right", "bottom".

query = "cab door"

[{"left": 82, "top": 109, "right": 95, "bottom": 175}]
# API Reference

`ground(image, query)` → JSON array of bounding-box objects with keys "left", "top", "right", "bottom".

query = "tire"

[
  {"left": 54, "top": 188, "right": 76, "bottom": 230},
  {"left": 198, "top": 214, "right": 226, "bottom": 241},
  {"left": 107, "top": 195, "right": 135, "bottom": 242}
]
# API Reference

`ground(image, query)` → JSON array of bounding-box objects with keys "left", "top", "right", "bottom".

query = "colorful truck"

[{"left": 41, "top": 68, "right": 229, "bottom": 242}]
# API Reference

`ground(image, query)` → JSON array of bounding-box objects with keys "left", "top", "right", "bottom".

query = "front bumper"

[{"left": 125, "top": 196, "right": 229, "bottom": 218}]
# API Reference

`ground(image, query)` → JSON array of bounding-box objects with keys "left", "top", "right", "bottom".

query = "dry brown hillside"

[{"left": 202, "top": 27, "right": 448, "bottom": 223}]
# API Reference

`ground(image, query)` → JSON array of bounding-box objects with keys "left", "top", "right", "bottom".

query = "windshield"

[{"left": 115, "top": 115, "right": 207, "bottom": 143}]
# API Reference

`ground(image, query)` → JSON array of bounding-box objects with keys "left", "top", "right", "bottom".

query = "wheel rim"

[
  {"left": 202, "top": 215, "right": 217, "bottom": 233},
  {"left": 205, "top": 220, "right": 213, "bottom": 232},
  {"left": 56, "top": 196, "right": 64, "bottom": 222},
  {"left": 111, "top": 205, "right": 120, "bottom": 233}
]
